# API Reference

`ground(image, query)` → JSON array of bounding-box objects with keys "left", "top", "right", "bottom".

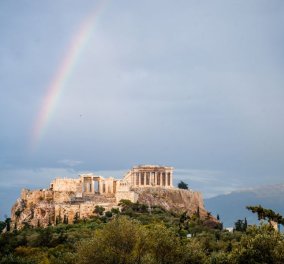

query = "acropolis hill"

[{"left": 11, "top": 165, "right": 211, "bottom": 229}]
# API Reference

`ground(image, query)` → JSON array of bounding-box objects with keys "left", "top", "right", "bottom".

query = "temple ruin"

[{"left": 50, "top": 165, "right": 174, "bottom": 199}]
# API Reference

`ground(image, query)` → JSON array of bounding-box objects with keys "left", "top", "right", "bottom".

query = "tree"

[
  {"left": 0, "top": 221, "right": 5, "bottom": 233},
  {"left": 244, "top": 217, "right": 248, "bottom": 230},
  {"left": 111, "top": 208, "right": 120, "bottom": 214},
  {"left": 63, "top": 215, "right": 68, "bottom": 224},
  {"left": 73, "top": 212, "right": 80, "bottom": 224},
  {"left": 118, "top": 199, "right": 133, "bottom": 212},
  {"left": 94, "top": 205, "right": 105, "bottom": 216},
  {"left": 247, "top": 205, "right": 284, "bottom": 229},
  {"left": 178, "top": 181, "right": 188, "bottom": 189},
  {"left": 232, "top": 224, "right": 283, "bottom": 264},
  {"left": 76, "top": 217, "right": 148, "bottom": 264},
  {"left": 5, "top": 217, "right": 11, "bottom": 232},
  {"left": 196, "top": 206, "right": 200, "bottom": 219},
  {"left": 234, "top": 219, "right": 247, "bottom": 232},
  {"left": 56, "top": 215, "right": 61, "bottom": 225},
  {"left": 105, "top": 211, "right": 113, "bottom": 218}
]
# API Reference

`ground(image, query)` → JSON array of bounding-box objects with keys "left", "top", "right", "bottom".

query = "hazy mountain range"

[{"left": 205, "top": 184, "right": 284, "bottom": 227}]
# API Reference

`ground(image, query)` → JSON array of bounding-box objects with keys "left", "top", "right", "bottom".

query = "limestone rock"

[
  {"left": 133, "top": 187, "right": 207, "bottom": 217},
  {"left": 10, "top": 186, "right": 214, "bottom": 230}
]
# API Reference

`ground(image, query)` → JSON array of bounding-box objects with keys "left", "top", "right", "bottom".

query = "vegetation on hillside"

[{"left": 1, "top": 201, "right": 284, "bottom": 264}]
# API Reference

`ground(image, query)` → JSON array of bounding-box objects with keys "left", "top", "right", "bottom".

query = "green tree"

[
  {"left": 0, "top": 221, "right": 5, "bottom": 233},
  {"left": 63, "top": 215, "right": 68, "bottom": 224},
  {"left": 111, "top": 208, "right": 120, "bottom": 214},
  {"left": 177, "top": 181, "right": 188, "bottom": 189},
  {"left": 94, "top": 205, "right": 105, "bottom": 216},
  {"left": 76, "top": 217, "right": 147, "bottom": 264},
  {"left": 247, "top": 205, "right": 284, "bottom": 228},
  {"left": 5, "top": 217, "right": 11, "bottom": 232},
  {"left": 232, "top": 224, "right": 283, "bottom": 264},
  {"left": 105, "top": 211, "right": 112, "bottom": 218},
  {"left": 73, "top": 212, "right": 80, "bottom": 224},
  {"left": 234, "top": 219, "right": 247, "bottom": 232}
]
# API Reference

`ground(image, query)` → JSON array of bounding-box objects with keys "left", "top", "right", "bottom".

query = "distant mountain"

[{"left": 204, "top": 184, "right": 284, "bottom": 228}]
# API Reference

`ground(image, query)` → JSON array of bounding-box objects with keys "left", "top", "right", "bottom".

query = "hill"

[{"left": 205, "top": 184, "right": 284, "bottom": 227}]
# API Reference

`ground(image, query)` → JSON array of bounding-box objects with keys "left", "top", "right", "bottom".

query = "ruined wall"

[
  {"left": 115, "top": 181, "right": 138, "bottom": 203},
  {"left": 10, "top": 188, "right": 118, "bottom": 229},
  {"left": 115, "top": 190, "right": 138, "bottom": 203},
  {"left": 51, "top": 178, "right": 81, "bottom": 192}
]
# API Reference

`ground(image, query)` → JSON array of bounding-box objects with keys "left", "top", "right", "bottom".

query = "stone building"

[
  {"left": 123, "top": 165, "right": 173, "bottom": 188},
  {"left": 49, "top": 165, "right": 174, "bottom": 198}
]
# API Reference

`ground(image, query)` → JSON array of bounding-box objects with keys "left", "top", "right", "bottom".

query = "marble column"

[
  {"left": 109, "top": 181, "right": 113, "bottom": 193},
  {"left": 155, "top": 172, "right": 158, "bottom": 186},
  {"left": 92, "top": 179, "right": 95, "bottom": 193},
  {"left": 99, "top": 181, "right": 103, "bottom": 194},
  {"left": 137, "top": 173, "right": 140, "bottom": 186}
]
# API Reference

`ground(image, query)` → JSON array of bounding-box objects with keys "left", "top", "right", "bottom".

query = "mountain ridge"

[{"left": 205, "top": 183, "right": 284, "bottom": 227}]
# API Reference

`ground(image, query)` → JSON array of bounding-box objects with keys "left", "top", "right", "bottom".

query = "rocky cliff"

[
  {"left": 134, "top": 187, "right": 207, "bottom": 217},
  {"left": 10, "top": 187, "right": 212, "bottom": 230}
]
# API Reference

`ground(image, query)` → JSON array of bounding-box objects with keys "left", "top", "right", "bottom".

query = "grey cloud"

[
  {"left": 0, "top": 0, "right": 284, "bottom": 213},
  {"left": 58, "top": 159, "right": 83, "bottom": 167}
]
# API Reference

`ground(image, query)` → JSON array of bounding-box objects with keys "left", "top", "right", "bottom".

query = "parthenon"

[{"left": 123, "top": 165, "right": 173, "bottom": 188}]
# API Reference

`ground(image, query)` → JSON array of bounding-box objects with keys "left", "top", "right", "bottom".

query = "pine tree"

[{"left": 177, "top": 181, "right": 188, "bottom": 189}]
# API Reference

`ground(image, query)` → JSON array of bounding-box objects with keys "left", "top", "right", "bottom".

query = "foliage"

[
  {"left": 234, "top": 218, "right": 247, "bottom": 232},
  {"left": 0, "top": 221, "right": 6, "bottom": 233},
  {"left": 177, "top": 181, "right": 188, "bottom": 189},
  {"left": 104, "top": 211, "right": 113, "bottom": 218},
  {"left": 247, "top": 205, "right": 284, "bottom": 225},
  {"left": 73, "top": 212, "right": 80, "bottom": 224},
  {"left": 5, "top": 217, "right": 11, "bottom": 232},
  {"left": 94, "top": 205, "right": 105, "bottom": 216},
  {"left": 2, "top": 205, "right": 284, "bottom": 263}
]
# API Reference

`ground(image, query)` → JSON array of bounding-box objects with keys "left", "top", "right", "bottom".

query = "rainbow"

[{"left": 31, "top": 1, "right": 107, "bottom": 151}]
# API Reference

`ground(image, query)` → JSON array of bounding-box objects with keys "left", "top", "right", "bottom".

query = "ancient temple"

[{"left": 123, "top": 165, "right": 173, "bottom": 188}]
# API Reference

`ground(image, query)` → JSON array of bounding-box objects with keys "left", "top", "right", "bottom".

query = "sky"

[{"left": 0, "top": 0, "right": 284, "bottom": 218}]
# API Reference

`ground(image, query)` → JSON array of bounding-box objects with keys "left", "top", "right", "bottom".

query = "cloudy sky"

[{"left": 1, "top": 0, "right": 284, "bottom": 218}]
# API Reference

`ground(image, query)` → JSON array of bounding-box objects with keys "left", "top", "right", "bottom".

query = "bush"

[{"left": 105, "top": 211, "right": 112, "bottom": 218}]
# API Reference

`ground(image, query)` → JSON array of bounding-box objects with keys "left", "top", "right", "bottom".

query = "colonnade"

[
  {"left": 81, "top": 176, "right": 114, "bottom": 194},
  {"left": 133, "top": 171, "right": 173, "bottom": 187}
]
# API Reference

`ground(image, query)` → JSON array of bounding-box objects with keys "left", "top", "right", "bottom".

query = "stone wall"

[
  {"left": 51, "top": 178, "right": 81, "bottom": 192},
  {"left": 116, "top": 190, "right": 138, "bottom": 203}
]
